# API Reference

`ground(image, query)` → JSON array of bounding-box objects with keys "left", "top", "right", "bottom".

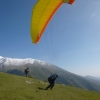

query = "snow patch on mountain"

[
  {"left": 0, "top": 56, "right": 50, "bottom": 68},
  {"left": 0, "top": 56, "right": 3, "bottom": 59},
  {"left": 0, "top": 56, "right": 6, "bottom": 66}
]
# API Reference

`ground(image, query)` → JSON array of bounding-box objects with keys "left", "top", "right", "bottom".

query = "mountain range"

[{"left": 0, "top": 56, "right": 100, "bottom": 92}]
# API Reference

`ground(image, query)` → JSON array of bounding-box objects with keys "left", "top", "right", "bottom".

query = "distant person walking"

[
  {"left": 24, "top": 68, "right": 29, "bottom": 77},
  {"left": 46, "top": 74, "right": 58, "bottom": 90}
]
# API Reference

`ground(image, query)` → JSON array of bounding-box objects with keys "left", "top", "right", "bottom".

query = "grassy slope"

[{"left": 0, "top": 72, "right": 100, "bottom": 100}]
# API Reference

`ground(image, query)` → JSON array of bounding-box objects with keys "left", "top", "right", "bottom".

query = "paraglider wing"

[{"left": 31, "top": 0, "right": 75, "bottom": 44}]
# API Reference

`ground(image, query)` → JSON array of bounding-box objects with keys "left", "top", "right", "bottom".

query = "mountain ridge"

[
  {"left": 0, "top": 56, "right": 50, "bottom": 66},
  {"left": 0, "top": 56, "right": 100, "bottom": 92}
]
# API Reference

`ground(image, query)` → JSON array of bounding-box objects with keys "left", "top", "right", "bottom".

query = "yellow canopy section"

[{"left": 31, "top": 0, "right": 75, "bottom": 44}]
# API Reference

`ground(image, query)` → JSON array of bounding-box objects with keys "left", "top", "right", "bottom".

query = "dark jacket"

[
  {"left": 48, "top": 75, "right": 58, "bottom": 83},
  {"left": 24, "top": 68, "right": 29, "bottom": 74}
]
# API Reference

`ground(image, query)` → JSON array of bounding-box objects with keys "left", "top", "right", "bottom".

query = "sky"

[{"left": 0, "top": 0, "right": 100, "bottom": 77}]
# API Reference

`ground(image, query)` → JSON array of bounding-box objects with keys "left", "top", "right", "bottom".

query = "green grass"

[{"left": 0, "top": 72, "right": 100, "bottom": 100}]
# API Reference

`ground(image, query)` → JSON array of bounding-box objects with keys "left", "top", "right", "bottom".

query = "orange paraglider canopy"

[{"left": 30, "top": 0, "right": 75, "bottom": 43}]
